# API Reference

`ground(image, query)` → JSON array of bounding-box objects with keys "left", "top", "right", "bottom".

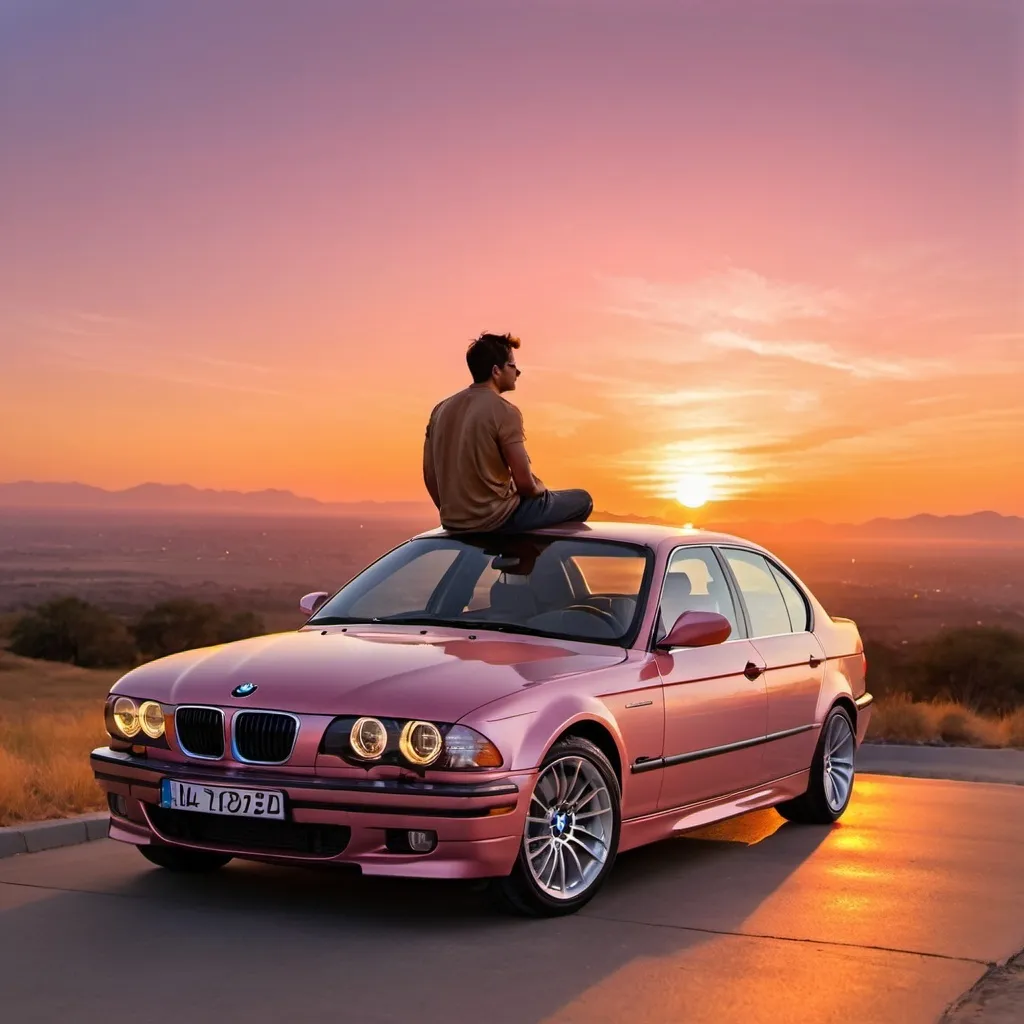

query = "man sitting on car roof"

[{"left": 423, "top": 332, "right": 593, "bottom": 533}]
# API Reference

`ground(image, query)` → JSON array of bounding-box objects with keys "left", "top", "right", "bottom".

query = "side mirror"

[
  {"left": 656, "top": 611, "right": 732, "bottom": 650},
  {"left": 300, "top": 591, "right": 330, "bottom": 617}
]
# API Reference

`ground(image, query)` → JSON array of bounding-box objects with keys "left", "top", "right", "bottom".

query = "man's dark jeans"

[{"left": 495, "top": 488, "right": 593, "bottom": 532}]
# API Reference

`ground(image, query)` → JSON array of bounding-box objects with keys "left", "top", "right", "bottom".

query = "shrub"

[
  {"left": 8, "top": 597, "right": 137, "bottom": 668},
  {"left": 866, "top": 694, "right": 934, "bottom": 744},
  {"left": 912, "top": 627, "right": 1024, "bottom": 715},
  {"left": 1005, "top": 708, "right": 1024, "bottom": 749},
  {"left": 133, "top": 599, "right": 265, "bottom": 659},
  {"left": 931, "top": 704, "right": 1002, "bottom": 746},
  {"left": 863, "top": 638, "right": 912, "bottom": 699}
]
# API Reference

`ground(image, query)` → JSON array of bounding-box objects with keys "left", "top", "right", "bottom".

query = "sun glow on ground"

[{"left": 674, "top": 474, "right": 712, "bottom": 508}]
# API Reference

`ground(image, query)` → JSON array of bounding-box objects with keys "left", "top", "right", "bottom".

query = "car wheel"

[
  {"left": 776, "top": 705, "right": 856, "bottom": 824},
  {"left": 491, "top": 735, "right": 621, "bottom": 917},
  {"left": 138, "top": 844, "right": 233, "bottom": 872}
]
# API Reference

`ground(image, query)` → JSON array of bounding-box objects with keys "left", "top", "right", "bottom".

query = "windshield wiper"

[
  {"left": 305, "top": 615, "right": 370, "bottom": 626},
  {"left": 363, "top": 615, "right": 547, "bottom": 637}
]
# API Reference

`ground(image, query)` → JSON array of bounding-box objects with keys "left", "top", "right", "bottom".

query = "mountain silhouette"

[
  {"left": 0, "top": 481, "right": 435, "bottom": 518},
  {"left": 1, "top": 481, "right": 1021, "bottom": 539}
]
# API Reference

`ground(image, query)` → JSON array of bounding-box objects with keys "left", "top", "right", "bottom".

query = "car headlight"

[
  {"left": 138, "top": 700, "right": 165, "bottom": 739},
  {"left": 106, "top": 695, "right": 170, "bottom": 746},
  {"left": 350, "top": 716, "right": 388, "bottom": 759},
  {"left": 320, "top": 717, "right": 503, "bottom": 770},
  {"left": 112, "top": 697, "right": 140, "bottom": 738},
  {"left": 399, "top": 721, "right": 443, "bottom": 766}
]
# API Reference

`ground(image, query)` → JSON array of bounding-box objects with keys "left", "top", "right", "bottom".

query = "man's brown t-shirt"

[{"left": 425, "top": 386, "right": 525, "bottom": 531}]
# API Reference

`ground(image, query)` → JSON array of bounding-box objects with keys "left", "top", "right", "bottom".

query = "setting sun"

[{"left": 674, "top": 474, "right": 712, "bottom": 509}]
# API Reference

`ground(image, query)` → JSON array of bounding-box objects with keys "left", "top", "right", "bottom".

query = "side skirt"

[{"left": 618, "top": 769, "right": 811, "bottom": 853}]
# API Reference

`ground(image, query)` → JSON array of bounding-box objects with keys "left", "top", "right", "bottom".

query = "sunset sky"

[{"left": 1, "top": 0, "right": 1021, "bottom": 524}]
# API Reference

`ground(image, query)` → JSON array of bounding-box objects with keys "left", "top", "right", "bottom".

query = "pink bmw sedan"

[{"left": 91, "top": 522, "right": 872, "bottom": 916}]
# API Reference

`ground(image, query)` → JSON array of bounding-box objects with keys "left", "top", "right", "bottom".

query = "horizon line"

[{"left": 0, "top": 478, "right": 1019, "bottom": 528}]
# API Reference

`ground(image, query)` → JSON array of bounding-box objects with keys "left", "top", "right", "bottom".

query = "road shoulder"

[{"left": 941, "top": 950, "right": 1024, "bottom": 1023}]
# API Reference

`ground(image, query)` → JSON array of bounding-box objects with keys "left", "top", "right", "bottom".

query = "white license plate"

[{"left": 160, "top": 779, "right": 286, "bottom": 820}]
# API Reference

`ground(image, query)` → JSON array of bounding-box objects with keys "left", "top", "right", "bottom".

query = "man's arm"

[
  {"left": 502, "top": 440, "right": 546, "bottom": 499},
  {"left": 422, "top": 433, "right": 441, "bottom": 510}
]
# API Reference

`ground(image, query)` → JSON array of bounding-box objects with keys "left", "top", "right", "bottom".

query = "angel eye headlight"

[
  {"left": 112, "top": 696, "right": 140, "bottom": 738},
  {"left": 138, "top": 700, "right": 165, "bottom": 739},
  {"left": 350, "top": 717, "right": 388, "bottom": 759},
  {"left": 399, "top": 721, "right": 442, "bottom": 766}
]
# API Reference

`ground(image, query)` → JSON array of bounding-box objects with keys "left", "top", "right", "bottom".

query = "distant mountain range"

[
  {"left": 0, "top": 481, "right": 436, "bottom": 518},
  {"left": 598, "top": 509, "right": 1024, "bottom": 542},
  {"left": 0, "top": 481, "right": 1021, "bottom": 540}
]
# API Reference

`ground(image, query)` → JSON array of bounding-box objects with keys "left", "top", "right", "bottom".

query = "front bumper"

[{"left": 91, "top": 747, "right": 531, "bottom": 879}]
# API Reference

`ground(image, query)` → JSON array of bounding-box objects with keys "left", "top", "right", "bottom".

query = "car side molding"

[{"left": 630, "top": 723, "right": 817, "bottom": 774}]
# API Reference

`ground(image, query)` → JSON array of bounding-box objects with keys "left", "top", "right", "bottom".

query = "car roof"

[{"left": 414, "top": 519, "right": 763, "bottom": 552}]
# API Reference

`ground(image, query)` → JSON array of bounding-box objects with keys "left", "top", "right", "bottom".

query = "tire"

[
  {"left": 491, "top": 736, "right": 621, "bottom": 917},
  {"left": 776, "top": 705, "right": 856, "bottom": 824},
  {"left": 138, "top": 844, "right": 233, "bottom": 873}
]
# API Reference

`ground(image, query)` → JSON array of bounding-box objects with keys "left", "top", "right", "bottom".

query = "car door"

[
  {"left": 718, "top": 547, "right": 825, "bottom": 781},
  {"left": 651, "top": 545, "right": 770, "bottom": 811}
]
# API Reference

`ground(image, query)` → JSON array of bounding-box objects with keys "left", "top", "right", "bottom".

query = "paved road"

[{"left": 1, "top": 774, "right": 1022, "bottom": 1024}]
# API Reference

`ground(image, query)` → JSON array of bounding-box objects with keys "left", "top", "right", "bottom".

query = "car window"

[
  {"left": 659, "top": 546, "right": 741, "bottom": 640},
  {"left": 721, "top": 548, "right": 792, "bottom": 637},
  {"left": 311, "top": 535, "right": 654, "bottom": 646},
  {"left": 345, "top": 548, "right": 460, "bottom": 618},
  {"left": 769, "top": 562, "right": 810, "bottom": 631}
]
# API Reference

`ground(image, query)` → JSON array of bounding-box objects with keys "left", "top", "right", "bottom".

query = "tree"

[
  {"left": 133, "top": 599, "right": 265, "bottom": 660},
  {"left": 912, "top": 627, "right": 1024, "bottom": 715},
  {"left": 9, "top": 597, "right": 138, "bottom": 668}
]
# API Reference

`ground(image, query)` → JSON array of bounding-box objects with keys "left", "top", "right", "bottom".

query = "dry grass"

[
  {"left": 867, "top": 693, "right": 1024, "bottom": 748},
  {"left": 0, "top": 649, "right": 119, "bottom": 826}
]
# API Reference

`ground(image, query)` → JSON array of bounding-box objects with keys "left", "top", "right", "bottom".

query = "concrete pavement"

[{"left": 1, "top": 773, "right": 1021, "bottom": 1023}]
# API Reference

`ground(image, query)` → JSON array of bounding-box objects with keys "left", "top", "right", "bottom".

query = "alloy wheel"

[{"left": 524, "top": 755, "right": 615, "bottom": 901}]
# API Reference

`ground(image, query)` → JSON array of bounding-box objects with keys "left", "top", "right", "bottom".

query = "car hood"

[{"left": 111, "top": 626, "right": 628, "bottom": 721}]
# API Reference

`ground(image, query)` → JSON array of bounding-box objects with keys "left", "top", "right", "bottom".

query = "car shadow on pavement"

[
  {"left": 107, "top": 807, "right": 829, "bottom": 927},
  {"left": 0, "top": 809, "right": 835, "bottom": 1024}
]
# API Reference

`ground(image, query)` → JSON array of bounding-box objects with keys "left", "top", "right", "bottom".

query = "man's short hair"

[{"left": 466, "top": 332, "right": 521, "bottom": 383}]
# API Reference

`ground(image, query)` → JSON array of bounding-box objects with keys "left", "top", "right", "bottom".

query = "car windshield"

[{"left": 308, "top": 534, "right": 654, "bottom": 646}]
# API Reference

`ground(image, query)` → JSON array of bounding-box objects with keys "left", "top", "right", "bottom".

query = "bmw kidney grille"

[
  {"left": 232, "top": 710, "right": 299, "bottom": 764},
  {"left": 174, "top": 707, "right": 226, "bottom": 759}
]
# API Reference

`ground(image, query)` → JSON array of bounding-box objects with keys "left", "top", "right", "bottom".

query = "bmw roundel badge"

[{"left": 232, "top": 681, "right": 258, "bottom": 698}]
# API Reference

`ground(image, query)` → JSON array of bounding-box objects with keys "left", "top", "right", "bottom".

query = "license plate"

[{"left": 160, "top": 779, "right": 286, "bottom": 820}]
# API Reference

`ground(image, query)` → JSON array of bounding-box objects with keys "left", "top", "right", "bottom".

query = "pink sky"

[{"left": 0, "top": 0, "right": 1021, "bottom": 522}]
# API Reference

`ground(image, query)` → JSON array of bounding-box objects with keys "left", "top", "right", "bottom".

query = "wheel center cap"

[{"left": 552, "top": 810, "right": 568, "bottom": 835}]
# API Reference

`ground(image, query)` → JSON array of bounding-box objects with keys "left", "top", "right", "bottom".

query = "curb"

[
  {"left": 858, "top": 743, "right": 1024, "bottom": 787},
  {"left": 0, "top": 812, "right": 109, "bottom": 860}
]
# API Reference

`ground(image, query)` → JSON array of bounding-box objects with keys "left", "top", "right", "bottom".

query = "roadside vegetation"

[
  {"left": 8, "top": 596, "right": 264, "bottom": 667},
  {"left": 862, "top": 626, "right": 1024, "bottom": 746},
  {"left": 0, "top": 597, "right": 265, "bottom": 826},
  {"left": 0, "top": 649, "right": 116, "bottom": 826},
  {"left": 0, "top": 599, "right": 1021, "bottom": 826}
]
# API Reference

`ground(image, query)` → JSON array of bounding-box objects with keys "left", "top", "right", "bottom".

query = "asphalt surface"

[{"left": 1, "top": 773, "right": 1022, "bottom": 1024}]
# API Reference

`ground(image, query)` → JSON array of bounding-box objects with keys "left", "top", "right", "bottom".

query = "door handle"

[
  {"left": 744, "top": 661, "right": 764, "bottom": 681},
  {"left": 809, "top": 655, "right": 823, "bottom": 668}
]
